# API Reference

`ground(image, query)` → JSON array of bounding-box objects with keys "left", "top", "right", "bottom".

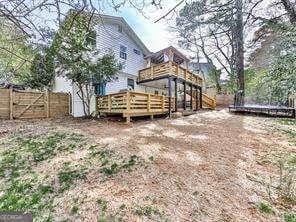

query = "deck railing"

[
  {"left": 97, "top": 91, "right": 176, "bottom": 115},
  {"left": 138, "top": 61, "right": 203, "bottom": 86}
]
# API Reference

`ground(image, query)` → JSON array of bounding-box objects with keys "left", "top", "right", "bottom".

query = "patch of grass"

[
  {"left": 278, "top": 118, "right": 296, "bottom": 126},
  {"left": 71, "top": 206, "right": 79, "bottom": 214},
  {"left": 101, "top": 163, "right": 120, "bottom": 176},
  {"left": 122, "top": 155, "right": 138, "bottom": 169},
  {"left": 0, "top": 178, "right": 54, "bottom": 218},
  {"left": 16, "top": 132, "right": 66, "bottom": 162},
  {"left": 97, "top": 198, "right": 108, "bottom": 212},
  {"left": 0, "top": 132, "right": 84, "bottom": 181},
  {"left": 100, "top": 155, "right": 143, "bottom": 176},
  {"left": 284, "top": 213, "right": 296, "bottom": 222},
  {"left": 88, "top": 146, "right": 112, "bottom": 166},
  {"left": 134, "top": 205, "right": 162, "bottom": 218},
  {"left": 258, "top": 202, "right": 273, "bottom": 214},
  {"left": 97, "top": 198, "right": 108, "bottom": 222},
  {"left": 58, "top": 165, "right": 87, "bottom": 192}
]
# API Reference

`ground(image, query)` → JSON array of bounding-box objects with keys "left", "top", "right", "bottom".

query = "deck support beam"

[
  {"left": 199, "top": 87, "right": 202, "bottom": 109},
  {"left": 190, "top": 84, "right": 193, "bottom": 110},
  {"left": 183, "top": 82, "right": 186, "bottom": 110},
  {"left": 195, "top": 86, "right": 198, "bottom": 111},
  {"left": 126, "top": 115, "right": 131, "bottom": 124},
  {"left": 175, "top": 78, "right": 178, "bottom": 112},
  {"left": 168, "top": 77, "right": 172, "bottom": 117}
]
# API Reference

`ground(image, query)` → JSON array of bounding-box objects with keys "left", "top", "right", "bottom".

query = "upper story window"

[
  {"left": 127, "top": 78, "right": 134, "bottom": 90},
  {"left": 133, "top": 49, "right": 141, "bottom": 55},
  {"left": 118, "top": 25, "right": 123, "bottom": 33},
  {"left": 120, "top": 45, "right": 127, "bottom": 60}
]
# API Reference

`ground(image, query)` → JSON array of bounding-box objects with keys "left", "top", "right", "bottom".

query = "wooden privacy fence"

[
  {"left": 97, "top": 91, "right": 175, "bottom": 122},
  {"left": 0, "top": 88, "right": 70, "bottom": 119}
]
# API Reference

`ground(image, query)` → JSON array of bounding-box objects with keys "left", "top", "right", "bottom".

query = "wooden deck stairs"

[{"left": 185, "top": 90, "right": 216, "bottom": 110}]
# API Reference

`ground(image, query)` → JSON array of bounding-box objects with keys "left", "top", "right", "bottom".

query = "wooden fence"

[
  {"left": 216, "top": 94, "right": 234, "bottom": 108},
  {"left": 0, "top": 88, "right": 70, "bottom": 119}
]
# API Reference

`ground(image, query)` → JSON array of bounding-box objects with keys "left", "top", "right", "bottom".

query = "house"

[
  {"left": 53, "top": 13, "right": 215, "bottom": 120},
  {"left": 189, "top": 62, "right": 214, "bottom": 77}
]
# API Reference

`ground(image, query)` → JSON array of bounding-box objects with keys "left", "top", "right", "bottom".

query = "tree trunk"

[
  {"left": 281, "top": 0, "right": 296, "bottom": 24},
  {"left": 234, "top": 0, "right": 245, "bottom": 105}
]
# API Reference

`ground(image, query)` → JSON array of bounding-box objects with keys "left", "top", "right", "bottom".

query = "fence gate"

[
  {"left": 12, "top": 91, "right": 48, "bottom": 119},
  {"left": 0, "top": 89, "right": 70, "bottom": 119}
]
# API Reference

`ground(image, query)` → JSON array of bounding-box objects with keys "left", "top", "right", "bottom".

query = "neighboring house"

[
  {"left": 53, "top": 13, "right": 213, "bottom": 118},
  {"left": 189, "top": 62, "right": 214, "bottom": 77},
  {"left": 189, "top": 61, "right": 218, "bottom": 96}
]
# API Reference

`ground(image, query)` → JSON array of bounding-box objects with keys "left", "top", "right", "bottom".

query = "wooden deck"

[
  {"left": 138, "top": 61, "right": 203, "bottom": 86},
  {"left": 97, "top": 91, "right": 175, "bottom": 123}
]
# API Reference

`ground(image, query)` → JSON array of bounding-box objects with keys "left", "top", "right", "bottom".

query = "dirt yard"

[{"left": 0, "top": 109, "right": 295, "bottom": 222}]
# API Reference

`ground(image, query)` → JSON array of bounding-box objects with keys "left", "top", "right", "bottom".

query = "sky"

[{"left": 105, "top": 0, "right": 180, "bottom": 52}]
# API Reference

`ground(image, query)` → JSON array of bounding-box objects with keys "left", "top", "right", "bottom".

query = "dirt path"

[{"left": 0, "top": 109, "right": 295, "bottom": 221}]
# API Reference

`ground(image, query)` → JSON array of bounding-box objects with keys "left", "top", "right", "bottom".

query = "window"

[
  {"left": 154, "top": 90, "right": 159, "bottom": 95},
  {"left": 118, "top": 25, "right": 123, "bottom": 33},
  {"left": 94, "top": 83, "right": 106, "bottom": 96},
  {"left": 133, "top": 49, "right": 140, "bottom": 55},
  {"left": 120, "top": 45, "right": 127, "bottom": 60},
  {"left": 127, "top": 78, "right": 134, "bottom": 90}
]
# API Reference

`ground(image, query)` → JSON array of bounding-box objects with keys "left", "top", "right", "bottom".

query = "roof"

[
  {"left": 95, "top": 14, "right": 151, "bottom": 55},
  {"left": 146, "top": 46, "right": 190, "bottom": 62},
  {"left": 0, "top": 82, "right": 25, "bottom": 90}
]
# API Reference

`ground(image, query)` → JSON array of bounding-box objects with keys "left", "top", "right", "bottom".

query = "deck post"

[
  {"left": 195, "top": 86, "right": 198, "bottom": 111},
  {"left": 169, "top": 61, "right": 173, "bottom": 76},
  {"left": 190, "top": 84, "right": 193, "bottom": 110},
  {"left": 162, "top": 95, "right": 165, "bottom": 111},
  {"left": 126, "top": 92, "right": 131, "bottom": 112},
  {"left": 175, "top": 78, "right": 178, "bottom": 112},
  {"left": 168, "top": 77, "right": 172, "bottom": 117},
  {"left": 199, "top": 87, "right": 202, "bottom": 109},
  {"left": 126, "top": 115, "right": 131, "bottom": 124},
  {"left": 147, "top": 93, "right": 151, "bottom": 112},
  {"left": 183, "top": 82, "right": 186, "bottom": 110},
  {"left": 150, "top": 65, "right": 153, "bottom": 79}
]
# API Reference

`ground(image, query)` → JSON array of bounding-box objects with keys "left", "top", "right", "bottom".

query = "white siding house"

[{"left": 53, "top": 14, "right": 154, "bottom": 117}]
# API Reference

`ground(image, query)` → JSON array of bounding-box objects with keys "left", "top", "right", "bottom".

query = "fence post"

[
  {"left": 45, "top": 90, "right": 50, "bottom": 118},
  {"left": 9, "top": 88, "right": 13, "bottom": 120}
]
